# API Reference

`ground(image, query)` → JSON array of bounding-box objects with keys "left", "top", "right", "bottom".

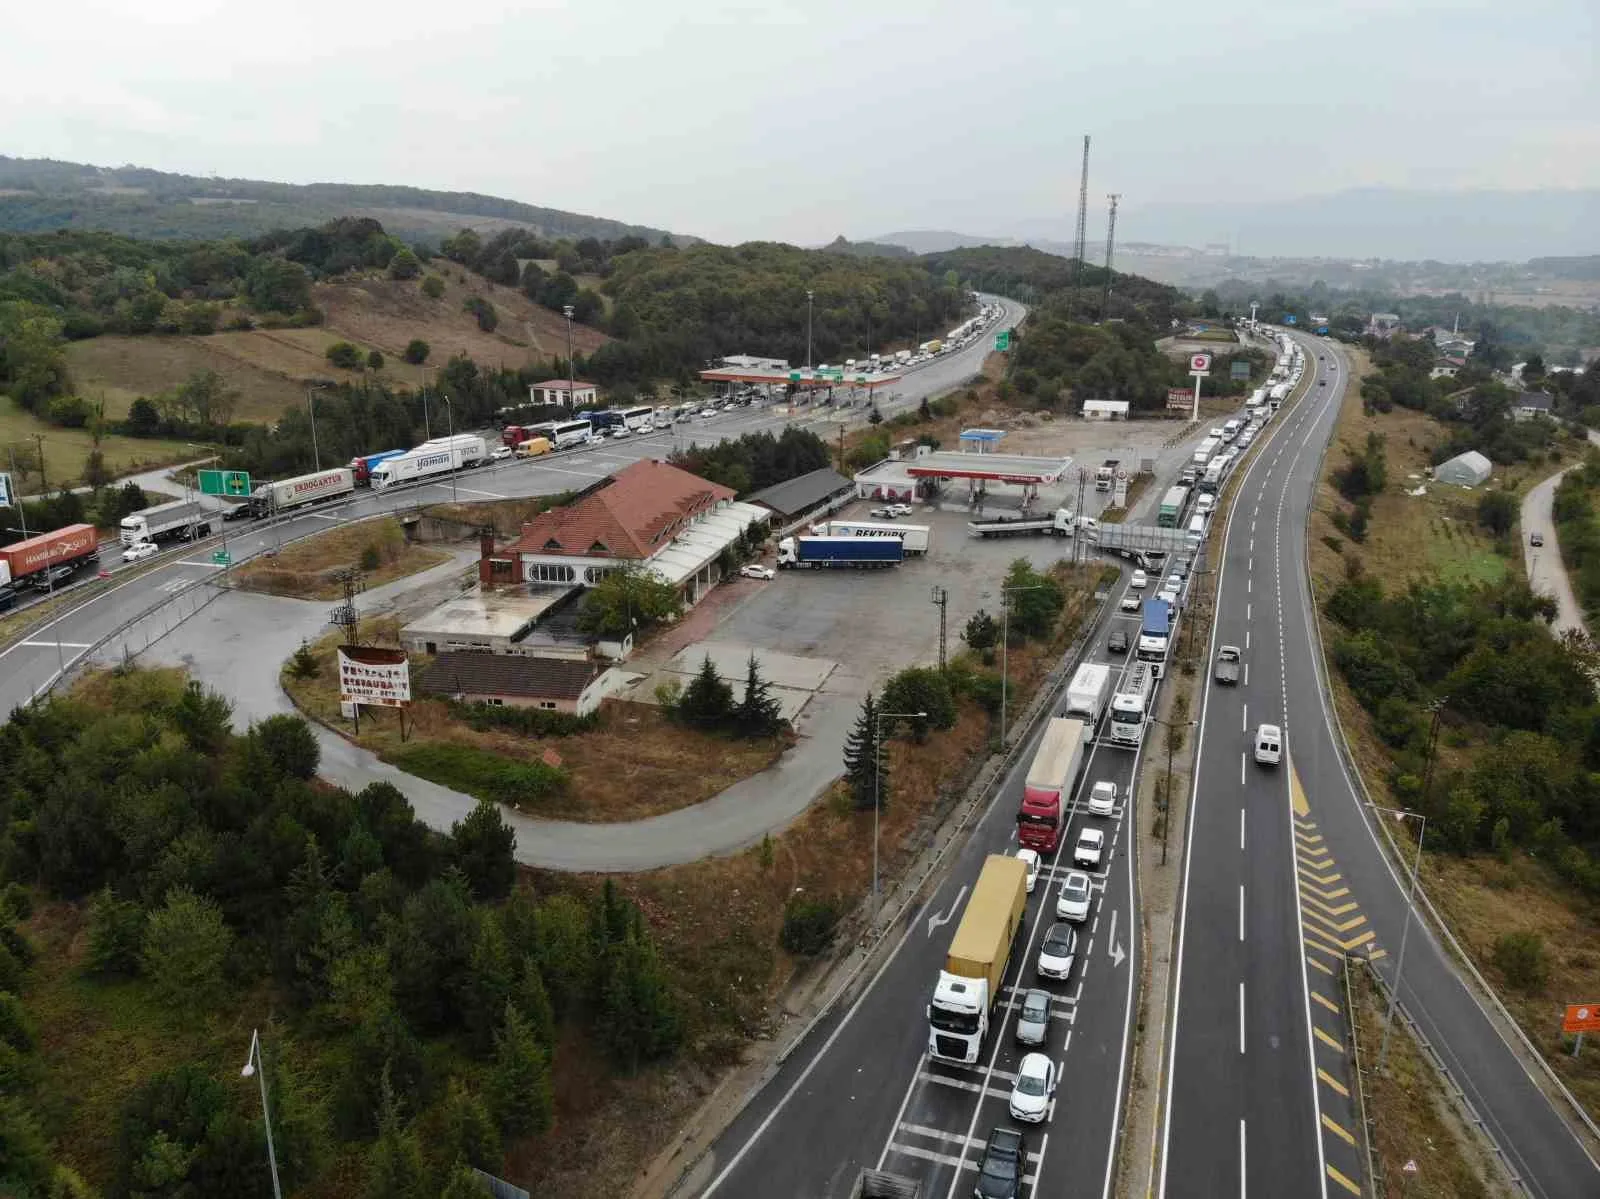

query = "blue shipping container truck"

[
  {"left": 1137, "top": 598, "right": 1173, "bottom": 674},
  {"left": 777, "top": 535, "right": 904, "bottom": 569}
]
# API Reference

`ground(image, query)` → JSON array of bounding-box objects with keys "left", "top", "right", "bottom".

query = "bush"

[
  {"left": 403, "top": 338, "right": 430, "bottom": 365},
  {"left": 360, "top": 543, "right": 382, "bottom": 571},
  {"left": 287, "top": 641, "right": 320, "bottom": 680},
  {"left": 366, "top": 349, "right": 385, "bottom": 371},
  {"left": 387, "top": 248, "right": 421, "bottom": 280},
  {"left": 780, "top": 895, "right": 840, "bottom": 957},
  {"left": 463, "top": 296, "right": 498, "bottom": 333},
  {"left": 421, "top": 275, "right": 446, "bottom": 299},
  {"left": 1492, "top": 931, "right": 1549, "bottom": 992},
  {"left": 141, "top": 887, "right": 233, "bottom": 1011},
  {"left": 86, "top": 888, "right": 146, "bottom": 977},
  {"left": 326, "top": 342, "right": 362, "bottom": 369},
  {"left": 881, "top": 666, "right": 957, "bottom": 742},
  {"left": 386, "top": 743, "right": 566, "bottom": 808},
  {"left": 46, "top": 395, "right": 92, "bottom": 429}
]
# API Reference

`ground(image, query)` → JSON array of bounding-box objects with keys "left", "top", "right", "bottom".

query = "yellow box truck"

[
  {"left": 515, "top": 436, "right": 552, "bottom": 459},
  {"left": 927, "top": 854, "right": 1029, "bottom": 1064}
]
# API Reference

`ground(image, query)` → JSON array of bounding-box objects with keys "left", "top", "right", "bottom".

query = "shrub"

[
  {"left": 446, "top": 703, "right": 599, "bottom": 739},
  {"left": 326, "top": 342, "right": 362, "bottom": 369},
  {"left": 403, "top": 338, "right": 430, "bottom": 365},
  {"left": 463, "top": 296, "right": 498, "bottom": 333},
  {"left": 366, "top": 349, "right": 385, "bottom": 371},
  {"left": 780, "top": 895, "right": 840, "bottom": 957},
  {"left": 360, "top": 543, "right": 382, "bottom": 571},
  {"left": 881, "top": 666, "right": 957, "bottom": 742},
  {"left": 1492, "top": 931, "right": 1549, "bottom": 992},
  {"left": 46, "top": 395, "right": 92, "bottom": 428},
  {"left": 141, "top": 887, "right": 233, "bottom": 1010},
  {"left": 421, "top": 275, "right": 446, "bottom": 299},
  {"left": 287, "top": 641, "right": 320, "bottom": 680},
  {"left": 386, "top": 743, "right": 566, "bottom": 808}
]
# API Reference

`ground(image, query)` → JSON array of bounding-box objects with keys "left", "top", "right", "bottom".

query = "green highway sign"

[
  {"left": 211, "top": 550, "right": 232, "bottom": 566},
  {"left": 198, "top": 469, "right": 252, "bottom": 497},
  {"left": 995, "top": 330, "right": 1011, "bottom": 351}
]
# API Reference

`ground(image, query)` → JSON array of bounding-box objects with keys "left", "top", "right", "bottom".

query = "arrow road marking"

[
  {"left": 1108, "top": 907, "right": 1125, "bottom": 968},
  {"left": 926, "top": 885, "right": 968, "bottom": 937}
]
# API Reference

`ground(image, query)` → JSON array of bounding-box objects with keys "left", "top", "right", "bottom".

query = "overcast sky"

[{"left": 2, "top": 0, "right": 1596, "bottom": 249}]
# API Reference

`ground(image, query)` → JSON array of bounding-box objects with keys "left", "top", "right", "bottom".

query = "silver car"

[{"left": 1014, "top": 988, "right": 1052, "bottom": 1047}]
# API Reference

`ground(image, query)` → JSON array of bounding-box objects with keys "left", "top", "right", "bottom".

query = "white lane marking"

[
  {"left": 311, "top": 512, "right": 342, "bottom": 521},
  {"left": 1245, "top": 630, "right": 1251, "bottom": 650},
  {"left": 1240, "top": 752, "right": 1246, "bottom": 785},
  {"left": 450, "top": 485, "right": 508, "bottom": 499},
  {"left": 1246, "top": 602, "right": 1251, "bottom": 620},
  {"left": 1240, "top": 807, "right": 1246, "bottom": 850},
  {"left": 19, "top": 640, "right": 92, "bottom": 648},
  {"left": 1241, "top": 1119, "right": 1248, "bottom": 1199},
  {"left": 1244, "top": 663, "right": 1250, "bottom": 687},
  {"left": 1239, "top": 885, "right": 1246, "bottom": 941},
  {"left": 1240, "top": 981, "right": 1246, "bottom": 1053},
  {"left": 1242, "top": 704, "right": 1248, "bottom": 734}
]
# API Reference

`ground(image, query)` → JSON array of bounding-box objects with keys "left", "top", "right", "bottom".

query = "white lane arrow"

[
  {"left": 1108, "top": 907, "right": 1126, "bottom": 968},
  {"left": 926, "top": 885, "right": 969, "bottom": 938}
]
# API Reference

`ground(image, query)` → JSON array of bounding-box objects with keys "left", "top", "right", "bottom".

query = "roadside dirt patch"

[{"left": 232, "top": 516, "right": 453, "bottom": 600}]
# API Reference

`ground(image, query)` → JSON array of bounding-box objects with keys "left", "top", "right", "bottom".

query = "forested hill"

[
  {"left": 0, "top": 155, "right": 689, "bottom": 247},
  {"left": 919, "top": 244, "right": 1191, "bottom": 327}
]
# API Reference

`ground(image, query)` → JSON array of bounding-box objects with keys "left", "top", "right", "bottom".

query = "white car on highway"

[
  {"left": 1016, "top": 848, "right": 1040, "bottom": 894},
  {"left": 1008, "top": 1053, "right": 1057, "bottom": 1124},
  {"left": 1056, "top": 870, "right": 1091, "bottom": 922},
  {"left": 122, "top": 541, "right": 158, "bottom": 563},
  {"left": 1129, "top": 569, "right": 1148, "bottom": 590},
  {"left": 490, "top": 445, "right": 514, "bottom": 461},
  {"left": 1088, "top": 780, "right": 1117, "bottom": 817},
  {"left": 1073, "top": 827, "right": 1105, "bottom": 868},
  {"left": 1036, "top": 921, "right": 1077, "bottom": 981}
]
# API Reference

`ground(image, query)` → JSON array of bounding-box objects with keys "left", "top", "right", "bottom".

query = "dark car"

[
  {"left": 1108, "top": 629, "right": 1129, "bottom": 654},
  {"left": 974, "top": 1125, "right": 1029, "bottom": 1199}
]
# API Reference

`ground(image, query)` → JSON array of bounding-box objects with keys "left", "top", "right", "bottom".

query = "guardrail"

[{"left": 1342, "top": 955, "right": 1380, "bottom": 1198}]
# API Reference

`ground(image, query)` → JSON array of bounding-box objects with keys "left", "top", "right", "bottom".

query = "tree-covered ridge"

[
  {"left": 918, "top": 244, "right": 1191, "bottom": 326},
  {"left": 0, "top": 155, "right": 688, "bottom": 247},
  {"left": 0, "top": 669, "right": 682, "bottom": 1195}
]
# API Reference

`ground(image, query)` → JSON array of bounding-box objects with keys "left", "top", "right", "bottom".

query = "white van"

[
  {"left": 1254, "top": 723, "right": 1283, "bottom": 766},
  {"left": 1196, "top": 493, "right": 1215, "bottom": 517},
  {"left": 1186, "top": 513, "right": 1208, "bottom": 548}
]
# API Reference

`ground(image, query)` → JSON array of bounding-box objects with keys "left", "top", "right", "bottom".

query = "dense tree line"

[
  {"left": 919, "top": 244, "right": 1191, "bottom": 328},
  {"left": 1324, "top": 567, "right": 1600, "bottom": 893},
  {"left": 670, "top": 428, "right": 833, "bottom": 496},
  {"left": 1007, "top": 300, "right": 1185, "bottom": 412},
  {"left": 1552, "top": 454, "right": 1600, "bottom": 623},
  {"left": 0, "top": 671, "right": 682, "bottom": 1195}
]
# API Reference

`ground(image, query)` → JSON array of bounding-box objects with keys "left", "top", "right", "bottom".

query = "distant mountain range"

[
  {"left": 0, "top": 155, "right": 691, "bottom": 246},
  {"left": 871, "top": 188, "right": 1600, "bottom": 266}
]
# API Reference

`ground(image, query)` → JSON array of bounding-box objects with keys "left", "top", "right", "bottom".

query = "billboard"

[
  {"left": 1563, "top": 1003, "right": 1600, "bottom": 1034},
  {"left": 338, "top": 646, "right": 412, "bottom": 708},
  {"left": 1166, "top": 388, "right": 1193, "bottom": 411},
  {"left": 1188, "top": 353, "right": 1212, "bottom": 375}
]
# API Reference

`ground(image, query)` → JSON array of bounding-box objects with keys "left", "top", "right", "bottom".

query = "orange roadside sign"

[{"left": 1563, "top": 1003, "right": 1600, "bottom": 1034}]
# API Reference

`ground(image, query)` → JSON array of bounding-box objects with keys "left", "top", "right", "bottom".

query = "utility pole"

[
  {"left": 34, "top": 434, "right": 46, "bottom": 495},
  {"left": 305, "top": 387, "right": 321, "bottom": 470},
  {"left": 329, "top": 566, "right": 365, "bottom": 733},
  {"left": 1068, "top": 134, "right": 1091, "bottom": 320},
  {"left": 931, "top": 585, "right": 949, "bottom": 671},
  {"left": 806, "top": 289, "right": 815, "bottom": 371},
  {"left": 563, "top": 303, "right": 577, "bottom": 409},
  {"left": 1101, "top": 193, "right": 1120, "bottom": 321}
]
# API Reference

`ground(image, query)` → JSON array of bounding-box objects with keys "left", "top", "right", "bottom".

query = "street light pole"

[
  {"left": 305, "top": 387, "right": 321, "bottom": 471},
  {"left": 240, "top": 1029, "right": 283, "bottom": 1199},
  {"left": 1372, "top": 804, "right": 1427, "bottom": 1076},
  {"left": 806, "top": 289, "right": 815, "bottom": 372},
  {"left": 442, "top": 394, "right": 457, "bottom": 503},
  {"left": 873, "top": 709, "right": 926, "bottom": 906},
  {"left": 563, "top": 304, "right": 576, "bottom": 410}
]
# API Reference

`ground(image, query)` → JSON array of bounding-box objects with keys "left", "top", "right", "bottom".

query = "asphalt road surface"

[
  {"left": 687, "top": 625, "right": 1158, "bottom": 1199},
  {"left": 1160, "top": 339, "right": 1600, "bottom": 1199}
]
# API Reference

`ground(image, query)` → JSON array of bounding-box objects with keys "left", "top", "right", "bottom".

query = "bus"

[
  {"left": 529, "top": 418, "right": 594, "bottom": 450},
  {"left": 614, "top": 404, "right": 655, "bottom": 432},
  {"left": 1109, "top": 661, "right": 1156, "bottom": 747},
  {"left": 1191, "top": 436, "right": 1219, "bottom": 466},
  {"left": 1158, "top": 486, "right": 1189, "bottom": 528}
]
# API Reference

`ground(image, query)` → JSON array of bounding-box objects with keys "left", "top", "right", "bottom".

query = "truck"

[
  {"left": 1065, "top": 663, "right": 1111, "bottom": 726},
  {"left": 928, "top": 854, "right": 1029, "bottom": 1064},
  {"left": 1214, "top": 645, "right": 1242, "bottom": 685},
  {"left": 1017, "top": 717, "right": 1089, "bottom": 852},
  {"left": 246, "top": 467, "right": 357, "bottom": 517},
  {"left": 0, "top": 524, "right": 100, "bottom": 593},
  {"left": 1200, "top": 458, "right": 1226, "bottom": 494},
  {"left": 1108, "top": 660, "right": 1156, "bottom": 747},
  {"left": 1192, "top": 436, "right": 1219, "bottom": 466},
  {"left": 119, "top": 500, "right": 213, "bottom": 547},
  {"left": 776, "top": 536, "right": 903, "bottom": 569},
  {"left": 1157, "top": 486, "right": 1189, "bottom": 528},
  {"left": 515, "top": 436, "right": 552, "bottom": 458},
  {"left": 414, "top": 433, "right": 488, "bottom": 466},
  {"left": 1137, "top": 598, "right": 1172, "bottom": 675},
  {"left": 501, "top": 424, "right": 533, "bottom": 449},
  {"left": 1087, "top": 522, "right": 1190, "bottom": 570},
  {"left": 371, "top": 439, "right": 483, "bottom": 490},
  {"left": 849, "top": 1168, "right": 922, "bottom": 1199},
  {"left": 1095, "top": 459, "right": 1118, "bottom": 491},
  {"left": 811, "top": 519, "right": 931, "bottom": 556},
  {"left": 349, "top": 449, "right": 407, "bottom": 487},
  {"left": 968, "top": 508, "right": 1074, "bottom": 538},
  {"left": 894, "top": 349, "right": 912, "bottom": 364}
]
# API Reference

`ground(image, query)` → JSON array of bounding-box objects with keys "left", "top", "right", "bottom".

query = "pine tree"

[
  {"left": 734, "top": 653, "right": 784, "bottom": 738},
  {"left": 514, "top": 954, "right": 556, "bottom": 1048},
  {"left": 677, "top": 654, "right": 734, "bottom": 729},
  {"left": 366, "top": 1071, "right": 426, "bottom": 1199},
  {"left": 841, "top": 691, "right": 883, "bottom": 811},
  {"left": 436, "top": 1079, "right": 500, "bottom": 1174},
  {"left": 488, "top": 1002, "right": 553, "bottom": 1138},
  {"left": 598, "top": 909, "right": 682, "bottom": 1074}
]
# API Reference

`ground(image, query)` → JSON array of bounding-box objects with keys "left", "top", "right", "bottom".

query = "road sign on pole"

[
  {"left": 198, "top": 469, "right": 252, "bottom": 498},
  {"left": 995, "top": 329, "right": 1011, "bottom": 351},
  {"left": 211, "top": 549, "right": 232, "bottom": 567},
  {"left": 1188, "top": 352, "right": 1213, "bottom": 375}
]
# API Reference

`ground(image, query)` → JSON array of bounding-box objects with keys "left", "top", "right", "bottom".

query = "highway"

[
  {"left": 0, "top": 296, "right": 1023, "bottom": 714},
  {"left": 1160, "top": 336, "right": 1600, "bottom": 1198},
  {"left": 689, "top": 637, "right": 1153, "bottom": 1199}
]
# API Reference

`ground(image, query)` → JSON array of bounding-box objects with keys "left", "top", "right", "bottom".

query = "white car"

[
  {"left": 699, "top": 408, "right": 718, "bottom": 419},
  {"left": 739, "top": 564, "right": 775, "bottom": 580},
  {"left": 610, "top": 426, "right": 631, "bottom": 439},
  {"left": 1036, "top": 921, "right": 1077, "bottom": 981},
  {"left": 1056, "top": 870, "right": 1091, "bottom": 922},
  {"left": 1129, "top": 569, "right": 1148, "bottom": 590},
  {"left": 490, "top": 445, "right": 513, "bottom": 461},
  {"left": 1164, "top": 574, "right": 1184, "bottom": 594},
  {"left": 1016, "top": 848, "right": 1040, "bottom": 894},
  {"left": 637, "top": 421, "right": 654, "bottom": 434},
  {"left": 1073, "top": 827, "right": 1105, "bottom": 869},
  {"left": 122, "top": 541, "right": 158, "bottom": 563},
  {"left": 885, "top": 503, "right": 913, "bottom": 517},
  {"left": 1009, "top": 1052, "right": 1057, "bottom": 1124},
  {"left": 1088, "top": 780, "right": 1117, "bottom": 817},
  {"left": 1158, "top": 588, "right": 1180, "bottom": 612},
  {"left": 1120, "top": 592, "right": 1142, "bottom": 613}
]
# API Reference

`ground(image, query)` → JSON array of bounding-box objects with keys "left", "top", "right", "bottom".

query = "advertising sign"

[
  {"left": 1563, "top": 1003, "right": 1600, "bottom": 1034},
  {"left": 1166, "top": 388, "right": 1193, "bottom": 410},
  {"left": 338, "top": 646, "right": 411, "bottom": 708},
  {"left": 1188, "top": 353, "right": 1212, "bottom": 375}
]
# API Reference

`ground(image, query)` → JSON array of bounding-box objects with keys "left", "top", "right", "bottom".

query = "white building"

[{"left": 527, "top": 378, "right": 599, "bottom": 407}]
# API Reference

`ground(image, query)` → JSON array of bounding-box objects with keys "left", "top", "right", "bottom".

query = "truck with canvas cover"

[
  {"left": 247, "top": 468, "right": 357, "bottom": 517},
  {"left": 349, "top": 450, "right": 407, "bottom": 486},
  {"left": 777, "top": 536, "right": 903, "bottom": 569},
  {"left": 927, "top": 854, "right": 1028, "bottom": 1063},
  {"left": 1016, "top": 717, "right": 1088, "bottom": 852},
  {"left": 119, "top": 500, "right": 212, "bottom": 546},
  {"left": 1065, "top": 663, "right": 1110, "bottom": 726},
  {"left": 812, "top": 519, "right": 931, "bottom": 555},
  {"left": 1138, "top": 598, "right": 1172, "bottom": 674}
]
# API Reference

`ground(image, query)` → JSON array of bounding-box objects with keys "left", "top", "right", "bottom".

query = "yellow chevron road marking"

[
  {"left": 1312, "top": 992, "right": 1341, "bottom": 1014},
  {"left": 1314, "top": 1026, "right": 1343, "bottom": 1052},
  {"left": 1291, "top": 762, "right": 1310, "bottom": 818},
  {"left": 1317, "top": 1067, "right": 1350, "bottom": 1097},
  {"left": 1327, "top": 1165, "right": 1362, "bottom": 1195},
  {"left": 1322, "top": 1114, "right": 1357, "bottom": 1146}
]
